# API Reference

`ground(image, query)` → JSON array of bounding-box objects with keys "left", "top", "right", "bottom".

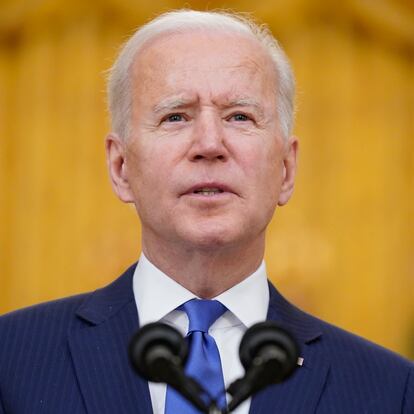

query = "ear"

[
  {"left": 278, "top": 136, "right": 299, "bottom": 206},
  {"left": 105, "top": 133, "right": 134, "bottom": 203}
]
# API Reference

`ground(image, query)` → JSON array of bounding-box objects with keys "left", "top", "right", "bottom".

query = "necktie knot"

[
  {"left": 181, "top": 299, "right": 226, "bottom": 333},
  {"left": 166, "top": 298, "right": 227, "bottom": 412}
]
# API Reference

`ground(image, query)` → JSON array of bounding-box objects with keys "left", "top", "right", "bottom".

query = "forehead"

[{"left": 130, "top": 30, "right": 277, "bottom": 105}]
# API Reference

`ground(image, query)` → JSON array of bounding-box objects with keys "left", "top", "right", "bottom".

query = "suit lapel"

[
  {"left": 249, "top": 283, "right": 330, "bottom": 414},
  {"left": 68, "top": 265, "right": 153, "bottom": 414},
  {"left": 67, "top": 266, "right": 329, "bottom": 414}
]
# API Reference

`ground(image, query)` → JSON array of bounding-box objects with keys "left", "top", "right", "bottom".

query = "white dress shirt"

[{"left": 133, "top": 253, "right": 269, "bottom": 414}]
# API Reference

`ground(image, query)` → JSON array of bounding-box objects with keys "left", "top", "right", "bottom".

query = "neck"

[{"left": 142, "top": 236, "right": 265, "bottom": 299}]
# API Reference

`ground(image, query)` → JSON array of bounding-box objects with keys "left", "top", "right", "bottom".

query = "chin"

[{"left": 177, "top": 219, "right": 249, "bottom": 251}]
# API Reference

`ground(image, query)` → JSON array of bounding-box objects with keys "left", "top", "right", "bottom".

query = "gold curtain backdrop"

[{"left": 0, "top": 0, "right": 413, "bottom": 358}]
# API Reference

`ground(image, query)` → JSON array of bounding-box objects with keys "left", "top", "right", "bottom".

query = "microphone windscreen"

[
  {"left": 129, "top": 322, "right": 188, "bottom": 382},
  {"left": 239, "top": 321, "right": 299, "bottom": 383}
]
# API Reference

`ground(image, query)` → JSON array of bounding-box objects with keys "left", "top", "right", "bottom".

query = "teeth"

[{"left": 194, "top": 187, "right": 223, "bottom": 195}]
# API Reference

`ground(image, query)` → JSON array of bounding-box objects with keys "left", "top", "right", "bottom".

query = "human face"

[{"left": 107, "top": 30, "right": 297, "bottom": 252}]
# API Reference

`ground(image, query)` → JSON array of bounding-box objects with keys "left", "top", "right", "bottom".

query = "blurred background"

[{"left": 0, "top": 0, "right": 413, "bottom": 359}]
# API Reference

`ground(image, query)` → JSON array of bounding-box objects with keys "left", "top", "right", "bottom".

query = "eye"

[
  {"left": 229, "top": 113, "right": 251, "bottom": 122},
  {"left": 163, "top": 113, "right": 185, "bottom": 123}
]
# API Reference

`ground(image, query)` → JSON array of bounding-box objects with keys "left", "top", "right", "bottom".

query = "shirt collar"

[
  {"left": 133, "top": 253, "right": 269, "bottom": 328},
  {"left": 215, "top": 261, "right": 269, "bottom": 328},
  {"left": 133, "top": 253, "right": 196, "bottom": 327}
]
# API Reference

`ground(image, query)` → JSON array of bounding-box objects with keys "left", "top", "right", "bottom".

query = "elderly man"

[{"left": 0, "top": 9, "right": 413, "bottom": 414}]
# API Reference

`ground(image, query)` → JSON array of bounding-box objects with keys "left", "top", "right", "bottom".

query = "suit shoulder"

[
  {"left": 308, "top": 314, "right": 414, "bottom": 410},
  {"left": 0, "top": 293, "right": 95, "bottom": 383},
  {"left": 303, "top": 309, "right": 413, "bottom": 371},
  {"left": 0, "top": 292, "right": 90, "bottom": 327},
  {"left": 269, "top": 282, "right": 412, "bottom": 370},
  {"left": 0, "top": 292, "right": 92, "bottom": 322},
  {"left": 0, "top": 263, "right": 137, "bottom": 328}
]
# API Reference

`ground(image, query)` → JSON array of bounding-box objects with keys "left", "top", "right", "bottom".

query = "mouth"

[
  {"left": 192, "top": 187, "right": 224, "bottom": 196},
  {"left": 182, "top": 183, "right": 236, "bottom": 197}
]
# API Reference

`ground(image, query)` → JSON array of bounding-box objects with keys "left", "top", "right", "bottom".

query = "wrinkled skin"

[{"left": 106, "top": 30, "right": 298, "bottom": 297}]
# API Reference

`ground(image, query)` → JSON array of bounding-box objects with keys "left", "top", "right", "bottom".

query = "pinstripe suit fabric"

[{"left": 0, "top": 263, "right": 413, "bottom": 413}]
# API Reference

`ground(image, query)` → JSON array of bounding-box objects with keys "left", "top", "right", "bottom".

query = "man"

[{"left": 0, "top": 9, "right": 412, "bottom": 414}]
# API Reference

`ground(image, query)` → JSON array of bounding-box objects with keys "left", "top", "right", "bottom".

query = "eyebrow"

[
  {"left": 224, "top": 98, "right": 265, "bottom": 117},
  {"left": 152, "top": 96, "right": 265, "bottom": 116},
  {"left": 153, "top": 97, "right": 195, "bottom": 114}
]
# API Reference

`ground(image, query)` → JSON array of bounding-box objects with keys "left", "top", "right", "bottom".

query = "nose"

[{"left": 187, "top": 112, "right": 229, "bottom": 162}]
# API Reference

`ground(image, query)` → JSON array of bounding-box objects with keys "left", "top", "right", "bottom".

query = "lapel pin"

[{"left": 297, "top": 357, "right": 304, "bottom": 366}]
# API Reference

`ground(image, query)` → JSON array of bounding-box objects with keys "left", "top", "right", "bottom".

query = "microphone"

[
  {"left": 129, "top": 322, "right": 211, "bottom": 413},
  {"left": 226, "top": 321, "right": 300, "bottom": 412}
]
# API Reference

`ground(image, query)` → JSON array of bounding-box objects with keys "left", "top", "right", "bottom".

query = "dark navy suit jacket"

[{"left": 0, "top": 263, "right": 413, "bottom": 413}]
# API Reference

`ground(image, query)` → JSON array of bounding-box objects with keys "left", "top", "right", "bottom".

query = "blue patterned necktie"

[{"left": 165, "top": 299, "right": 227, "bottom": 413}]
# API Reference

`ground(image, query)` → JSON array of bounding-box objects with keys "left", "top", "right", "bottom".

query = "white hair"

[{"left": 107, "top": 9, "right": 295, "bottom": 140}]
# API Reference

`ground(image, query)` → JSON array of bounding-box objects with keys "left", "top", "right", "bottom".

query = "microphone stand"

[
  {"left": 208, "top": 405, "right": 225, "bottom": 414},
  {"left": 129, "top": 321, "right": 298, "bottom": 414}
]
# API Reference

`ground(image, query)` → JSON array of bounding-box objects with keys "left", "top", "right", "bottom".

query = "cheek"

[
  {"left": 240, "top": 142, "right": 282, "bottom": 181},
  {"left": 126, "top": 142, "right": 182, "bottom": 206},
  {"left": 125, "top": 149, "right": 157, "bottom": 204},
  {"left": 247, "top": 146, "right": 284, "bottom": 206}
]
